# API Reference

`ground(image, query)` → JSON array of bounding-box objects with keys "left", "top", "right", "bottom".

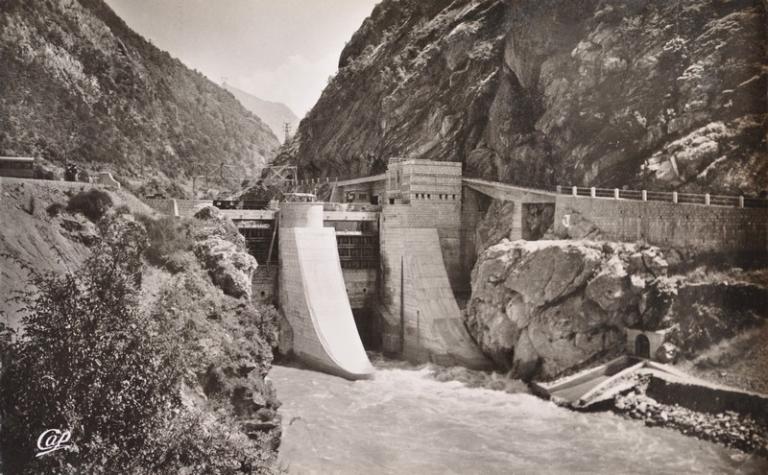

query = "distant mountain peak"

[{"left": 223, "top": 83, "right": 300, "bottom": 143}]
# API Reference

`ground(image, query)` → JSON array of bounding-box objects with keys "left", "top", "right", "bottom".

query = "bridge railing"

[
  {"left": 291, "top": 174, "right": 768, "bottom": 209},
  {"left": 556, "top": 185, "right": 768, "bottom": 209}
]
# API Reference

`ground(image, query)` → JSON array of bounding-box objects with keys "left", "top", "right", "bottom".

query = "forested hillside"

[{"left": 0, "top": 0, "right": 280, "bottom": 194}]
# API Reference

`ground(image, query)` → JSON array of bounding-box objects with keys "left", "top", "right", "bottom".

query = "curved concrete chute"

[{"left": 279, "top": 209, "right": 374, "bottom": 380}]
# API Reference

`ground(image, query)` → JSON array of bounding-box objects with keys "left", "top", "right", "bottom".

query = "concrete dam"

[{"left": 155, "top": 158, "right": 768, "bottom": 380}]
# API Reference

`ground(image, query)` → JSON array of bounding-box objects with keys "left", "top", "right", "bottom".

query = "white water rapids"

[{"left": 272, "top": 358, "right": 767, "bottom": 474}]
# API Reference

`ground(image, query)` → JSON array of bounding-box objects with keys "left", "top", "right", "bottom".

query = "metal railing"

[
  {"left": 290, "top": 172, "right": 768, "bottom": 210},
  {"left": 555, "top": 186, "right": 768, "bottom": 209}
]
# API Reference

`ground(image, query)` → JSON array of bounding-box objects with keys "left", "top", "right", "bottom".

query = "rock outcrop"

[
  {"left": 467, "top": 238, "right": 768, "bottom": 380},
  {"left": 650, "top": 279, "right": 768, "bottom": 355},
  {"left": 466, "top": 239, "right": 669, "bottom": 380},
  {"left": 192, "top": 206, "right": 258, "bottom": 300},
  {"left": 279, "top": 0, "right": 766, "bottom": 194}
]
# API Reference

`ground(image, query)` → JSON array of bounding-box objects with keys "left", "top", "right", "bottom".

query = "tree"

[{"left": 0, "top": 216, "right": 182, "bottom": 474}]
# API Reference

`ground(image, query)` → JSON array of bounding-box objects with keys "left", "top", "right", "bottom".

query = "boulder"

[
  {"left": 191, "top": 205, "right": 257, "bottom": 299},
  {"left": 194, "top": 237, "right": 258, "bottom": 300},
  {"left": 497, "top": 240, "right": 602, "bottom": 307},
  {"left": 193, "top": 205, "right": 246, "bottom": 248},
  {"left": 655, "top": 342, "right": 679, "bottom": 363},
  {"left": 467, "top": 240, "right": 665, "bottom": 379}
]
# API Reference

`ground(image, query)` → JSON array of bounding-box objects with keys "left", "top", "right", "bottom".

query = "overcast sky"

[{"left": 105, "top": 0, "right": 379, "bottom": 117}]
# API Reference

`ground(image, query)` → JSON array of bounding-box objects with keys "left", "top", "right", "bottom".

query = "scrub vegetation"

[{"left": 0, "top": 195, "right": 281, "bottom": 474}]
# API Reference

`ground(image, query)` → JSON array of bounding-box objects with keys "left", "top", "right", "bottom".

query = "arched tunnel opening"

[{"left": 635, "top": 334, "right": 651, "bottom": 359}]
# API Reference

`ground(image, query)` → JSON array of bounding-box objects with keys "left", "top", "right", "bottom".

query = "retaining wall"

[
  {"left": 381, "top": 201, "right": 463, "bottom": 292},
  {"left": 554, "top": 195, "right": 768, "bottom": 253},
  {"left": 377, "top": 226, "right": 490, "bottom": 368},
  {"left": 144, "top": 198, "right": 177, "bottom": 217},
  {"left": 342, "top": 268, "right": 378, "bottom": 309},
  {"left": 252, "top": 266, "right": 277, "bottom": 304},
  {"left": 647, "top": 376, "right": 768, "bottom": 423},
  {"left": 176, "top": 199, "right": 213, "bottom": 218}
]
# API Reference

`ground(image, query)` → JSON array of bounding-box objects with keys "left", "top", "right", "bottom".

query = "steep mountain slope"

[
  {"left": 223, "top": 83, "right": 300, "bottom": 143},
  {"left": 280, "top": 0, "right": 766, "bottom": 193},
  {"left": 0, "top": 0, "right": 280, "bottom": 191}
]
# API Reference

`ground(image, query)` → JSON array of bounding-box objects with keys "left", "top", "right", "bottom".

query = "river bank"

[
  {"left": 272, "top": 358, "right": 768, "bottom": 474},
  {"left": 616, "top": 389, "right": 767, "bottom": 456}
]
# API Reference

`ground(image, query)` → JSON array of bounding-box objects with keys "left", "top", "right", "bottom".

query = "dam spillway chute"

[{"left": 278, "top": 201, "right": 374, "bottom": 380}]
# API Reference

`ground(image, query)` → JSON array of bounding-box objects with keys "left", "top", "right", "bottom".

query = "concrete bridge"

[{"left": 148, "top": 158, "right": 768, "bottom": 380}]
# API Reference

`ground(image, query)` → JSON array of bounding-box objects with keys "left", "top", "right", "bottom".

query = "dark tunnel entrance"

[
  {"left": 635, "top": 334, "right": 651, "bottom": 359},
  {"left": 352, "top": 308, "right": 381, "bottom": 351}
]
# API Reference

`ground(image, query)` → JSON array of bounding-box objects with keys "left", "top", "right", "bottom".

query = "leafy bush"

[
  {"left": 136, "top": 214, "right": 194, "bottom": 268},
  {"left": 33, "top": 164, "right": 57, "bottom": 180},
  {"left": 66, "top": 188, "right": 113, "bottom": 221},
  {"left": 45, "top": 202, "right": 65, "bottom": 217},
  {"left": 0, "top": 209, "right": 281, "bottom": 473},
  {"left": 162, "top": 250, "right": 198, "bottom": 274},
  {"left": 191, "top": 206, "right": 245, "bottom": 246},
  {"left": 0, "top": 217, "right": 183, "bottom": 473},
  {"left": 136, "top": 412, "right": 278, "bottom": 474}
]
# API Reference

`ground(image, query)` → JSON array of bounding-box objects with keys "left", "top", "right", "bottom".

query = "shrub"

[
  {"left": 163, "top": 250, "right": 198, "bottom": 274},
  {"left": 191, "top": 206, "right": 245, "bottom": 248},
  {"left": 33, "top": 165, "right": 56, "bottom": 180},
  {"left": 66, "top": 188, "right": 113, "bottom": 221},
  {"left": 137, "top": 412, "right": 277, "bottom": 474},
  {"left": 0, "top": 217, "right": 183, "bottom": 474},
  {"left": 45, "top": 202, "right": 65, "bottom": 217},
  {"left": 136, "top": 214, "right": 194, "bottom": 268}
]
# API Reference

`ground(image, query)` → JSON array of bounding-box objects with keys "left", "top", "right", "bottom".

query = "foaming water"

[{"left": 273, "top": 357, "right": 767, "bottom": 474}]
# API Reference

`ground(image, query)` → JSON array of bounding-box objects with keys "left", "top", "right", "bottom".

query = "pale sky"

[{"left": 105, "top": 0, "right": 380, "bottom": 117}]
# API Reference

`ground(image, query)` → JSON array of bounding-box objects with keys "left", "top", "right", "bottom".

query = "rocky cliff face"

[
  {"left": 467, "top": 240, "right": 667, "bottom": 379},
  {"left": 281, "top": 0, "right": 766, "bottom": 193},
  {"left": 191, "top": 206, "right": 259, "bottom": 300},
  {"left": 466, "top": 239, "right": 768, "bottom": 380},
  {"left": 0, "top": 0, "right": 280, "bottom": 191}
]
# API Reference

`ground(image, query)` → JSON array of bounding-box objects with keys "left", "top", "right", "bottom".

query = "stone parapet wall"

[
  {"left": 176, "top": 200, "right": 213, "bottom": 218},
  {"left": 554, "top": 195, "right": 768, "bottom": 253},
  {"left": 144, "top": 198, "right": 178, "bottom": 217}
]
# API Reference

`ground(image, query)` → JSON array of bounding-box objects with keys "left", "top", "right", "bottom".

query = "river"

[{"left": 272, "top": 358, "right": 767, "bottom": 474}]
